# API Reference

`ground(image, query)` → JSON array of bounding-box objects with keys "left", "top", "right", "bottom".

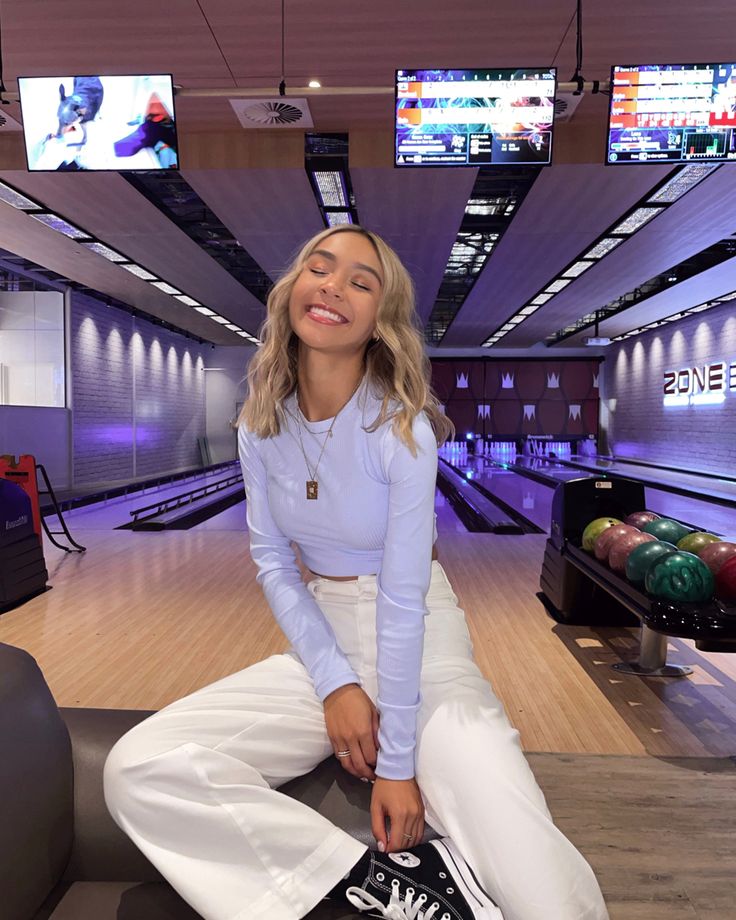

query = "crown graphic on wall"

[
  {"left": 569, "top": 404, "right": 581, "bottom": 420},
  {"left": 523, "top": 404, "right": 536, "bottom": 420},
  {"left": 477, "top": 404, "right": 491, "bottom": 419},
  {"left": 501, "top": 372, "right": 515, "bottom": 388},
  {"left": 547, "top": 372, "right": 560, "bottom": 388},
  {"left": 456, "top": 372, "right": 469, "bottom": 388}
]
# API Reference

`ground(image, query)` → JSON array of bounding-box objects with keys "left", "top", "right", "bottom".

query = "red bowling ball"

[
  {"left": 594, "top": 524, "right": 639, "bottom": 562},
  {"left": 608, "top": 531, "right": 658, "bottom": 574},
  {"left": 699, "top": 541, "right": 736, "bottom": 576},
  {"left": 623, "top": 510, "right": 660, "bottom": 529},
  {"left": 715, "top": 556, "right": 736, "bottom": 604}
]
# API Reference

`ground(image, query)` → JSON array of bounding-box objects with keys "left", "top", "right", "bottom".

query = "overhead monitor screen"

[
  {"left": 18, "top": 74, "right": 178, "bottom": 171},
  {"left": 608, "top": 63, "right": 736, "bottom": 163},
  {"left": 395, "top": 68, "right": 556, "bottom": 167}
]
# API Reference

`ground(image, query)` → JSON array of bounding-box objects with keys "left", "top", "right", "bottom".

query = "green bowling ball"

[
  {"left": 676, "top": 531, "right": 720, "bottom": 554},
  {"left": 625, "top": 541, "right": 678, "bottom": 584},
  {"left": 582, "top": 517, "right": 621, "bottom": 552},
  {"left": 642, "top": 518, "right": 692, "bottom": 545},
  {"left": 644, "top": 551, "right": 715, "bottom": 603}
]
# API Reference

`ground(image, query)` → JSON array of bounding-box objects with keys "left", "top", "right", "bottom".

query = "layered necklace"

[{"left": 291, "top": 376, "right": 363, "bottom": 500}]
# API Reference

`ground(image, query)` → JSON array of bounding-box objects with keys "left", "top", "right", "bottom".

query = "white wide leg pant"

[{"left": 103, "top": 561, "right": 608, "bottom": 920}]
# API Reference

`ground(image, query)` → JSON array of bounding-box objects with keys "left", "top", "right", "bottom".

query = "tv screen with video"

[
  {"left": 608, "top": 63, "right": 736, "bottom": 163},
  {"left": 18, "top": 74, "right": 178, "bottom": 172},
  {"left": 395, "top": 68, "right": 556, "bottom": 167}
]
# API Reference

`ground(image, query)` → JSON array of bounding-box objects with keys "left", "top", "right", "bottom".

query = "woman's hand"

[
  {"left": 371, "top": 777, "right": 425, "bottom": 853},
  {"left": 323, "top": 683, "right": 380, "bottom": 781}
]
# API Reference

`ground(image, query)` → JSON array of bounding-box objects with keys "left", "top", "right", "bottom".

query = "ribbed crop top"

[{"left": 237, "top": 375, "right": 439, "bottom": 779}]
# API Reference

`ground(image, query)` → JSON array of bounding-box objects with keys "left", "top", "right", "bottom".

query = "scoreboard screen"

[
  {"left": 395, "top": 68, "right": 556, "bottom": 167},
  {"left": 608, "top": 63, "right": 736, "bottom": 163}
]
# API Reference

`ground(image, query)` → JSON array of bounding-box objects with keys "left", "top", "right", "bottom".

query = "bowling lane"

[
  {"left": 444, "top": 452, "right": 736, "bottom": 537},
  {"left": 43, "top": 465, "right": 241, "bottom": 532},
  {"left": 563, "top": 456, "right": 736, "bottom": 505}
]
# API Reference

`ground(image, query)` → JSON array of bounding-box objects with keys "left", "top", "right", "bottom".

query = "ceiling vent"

[
  {"left": 229, "top": 97, "right": 314, "bottom": 129},
  {"left": 553, "top": 92, "right": 585, "bottom": 123}
]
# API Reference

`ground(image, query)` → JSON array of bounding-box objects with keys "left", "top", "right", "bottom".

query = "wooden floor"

[{"left": 3, "top": 520, "right": 736, "bottom": 759}]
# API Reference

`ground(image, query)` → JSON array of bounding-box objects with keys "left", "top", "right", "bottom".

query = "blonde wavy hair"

[{"left": 238, "top": 226, "right": 454, "bottom": 456}]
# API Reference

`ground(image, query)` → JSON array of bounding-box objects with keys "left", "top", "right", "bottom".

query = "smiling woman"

[{"left": 103, "top": 226, "right": 609, "bottom": 920}]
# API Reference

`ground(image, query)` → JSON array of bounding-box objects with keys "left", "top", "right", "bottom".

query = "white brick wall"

[
  {"left": 603, "top": 300, "right": 736, "bottom": 474},
  {"left": 72, "top": 293, "right": 206, "bottom": 486}
]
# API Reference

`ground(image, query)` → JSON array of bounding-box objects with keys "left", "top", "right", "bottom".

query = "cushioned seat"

[{"left": 0, "top": 642, "right": 437, "bottom": 920}]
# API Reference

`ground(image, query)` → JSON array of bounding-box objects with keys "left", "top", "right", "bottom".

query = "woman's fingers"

[{"left": 334, "top": 735, "right": 376, "bottom": 780}]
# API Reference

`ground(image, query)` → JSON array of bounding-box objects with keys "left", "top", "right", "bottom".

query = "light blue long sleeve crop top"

[{"left": 237, "top": 375, "right": 438, "bottom": 780}]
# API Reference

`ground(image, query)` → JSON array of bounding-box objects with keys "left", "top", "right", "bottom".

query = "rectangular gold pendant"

[{"left": 306, "top": 480, "right": 318, "bottom": 500}]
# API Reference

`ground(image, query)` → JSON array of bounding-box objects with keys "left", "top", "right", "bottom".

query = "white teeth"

[{"left": 309, "top": 306, "right": 346, "bottom": 323}]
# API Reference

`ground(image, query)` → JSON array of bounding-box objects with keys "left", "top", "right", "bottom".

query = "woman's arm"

[
  {"left": 374, "top": 413, "right": 438, "bottom": 780},
  {"left": 238, "top": 425, "right": 361, "bottom": 700}
]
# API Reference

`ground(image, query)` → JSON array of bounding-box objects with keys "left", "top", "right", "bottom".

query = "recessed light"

[
  {"left": 584, "top": 237, "right": 624, "bottom": 259},
  {"left": 175, "top": 295, "right": 201, "bottom": 307},
  {"left": 194, "top": 306, "right": 216, "bottom": 316},
  {"left": 0, "top": 181, "right": 39, "bottom": 210},
  {"left": 225, "top": 324, "right": 241, "bottom": 331},
  {"left": 30, "top": 212, "right": 89, "bottom": 239},
  {"left": 313, "top": 171, "right": 347, "bottom": 207},
  {"left": 121, "top": 264, "right": 157, "bottom": 281},
  {"left": 612, "top": 206, "right": 664, "bottom": 235},
  {"left": 82, "top": 241, "right": 127, "bottom": 262},
  {"left": 562, "top": 260, "right": 594, "bottom": 278},
  {"left": 544, "top": 279, "right": 571, "bottom": 293},
  {"left": 150, "top": 281, "right": 181, "bottom": 295},
  {"left": 308, "top": 80, "right": 321, "bottom": 88},
  {"left": 211, "top": 315, "right": 231, "bottom": 325}
]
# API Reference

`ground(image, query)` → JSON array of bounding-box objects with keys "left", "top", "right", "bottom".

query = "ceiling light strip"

[
  {"left": 482, "top": 163, "right": 721, "bottom": 348},
  {"left": 610, "top": 287, "right": 736, "bottom": 341},
  {"left": 0, "top": 177, "right": 257, "bottom": 341}
]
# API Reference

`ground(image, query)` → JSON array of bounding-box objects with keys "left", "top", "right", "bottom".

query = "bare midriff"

[{"left": 308, "top": 545, "right": 439, "bottom": 581}]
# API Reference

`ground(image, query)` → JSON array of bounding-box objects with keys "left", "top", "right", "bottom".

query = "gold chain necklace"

[{"left": 292, "top": 377, "right": 363, "bottom": 500}]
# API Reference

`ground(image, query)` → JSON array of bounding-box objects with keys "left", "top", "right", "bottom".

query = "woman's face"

[{"left": 288, "top": 231, "right": 384, "bottom": 355}]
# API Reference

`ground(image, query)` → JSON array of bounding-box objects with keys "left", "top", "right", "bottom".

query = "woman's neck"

[{"left": 296, "top": 350, "right": 366, "bottom": 422}]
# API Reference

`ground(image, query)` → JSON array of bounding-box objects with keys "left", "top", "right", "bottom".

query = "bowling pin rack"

[{"left": 540, "top": 477, "right": 736, "bottom": 676}]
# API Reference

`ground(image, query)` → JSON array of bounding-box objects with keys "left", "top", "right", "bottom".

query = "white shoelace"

[{"left": 345, "top": 883, "right": 444, "bottom": 919}]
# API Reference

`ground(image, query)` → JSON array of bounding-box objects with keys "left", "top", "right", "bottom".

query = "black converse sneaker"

[{"left": 341, "top": 838, "right": 503, "bottom": 919}]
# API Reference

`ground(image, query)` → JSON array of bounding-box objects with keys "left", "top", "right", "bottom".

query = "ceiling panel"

[
  {"left": 0, "top": 198, "right": 233, "bottom": 342},
  {"left": 0, "top": 0, "right": 734, "bottom": 351},
  {"left": 183, "top": 168, "right": 324, "bottom": 279},
  {"left": 441, "top": 163, "right": 671, "bottom": 346},
  {"left": 562, "top": 256, "right": 736, "bottom": 345},
  {"left": 0, "top": 169, "right": 265, "bottom": 337},
  {"left": 501, "top": 165, "right": 736, "bottom": 346},
  {"left": 351, "top": 167, "right": 478, "bottom": 321}
]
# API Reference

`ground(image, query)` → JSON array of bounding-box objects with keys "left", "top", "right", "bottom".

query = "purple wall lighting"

[{"left": 72, "top": 292, "right": 206, "bottom": 487}]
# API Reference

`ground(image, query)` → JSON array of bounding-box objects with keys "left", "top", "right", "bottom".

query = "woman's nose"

[{"left": 319, "top": 280, "right": 344, "bottom": 299}]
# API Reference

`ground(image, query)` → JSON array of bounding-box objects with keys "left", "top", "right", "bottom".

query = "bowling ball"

[
  {"left": 699, "top": 541, "right": 736, "bottom": 576},
  {"left": 645, "top": 552, "right": 715, "bottom": 603},
  {"left": 594, "top": 524, "right": 639, "bottom": 562},
  {"left": 624, "top": 510, "right": 661, "bottom": 529},
  {"left": 715, "top": 556, "right": 736, "bottom": 604},
  {"left": 582, "top": 517, "right": 621, "bottom": 552},
  {"left": 642, "top": 518, "right": 692, "bottom": 544},
  {"left": 676, "top": 531, "right": 720, "bottom": 554},
  {"left": 609, "top": 531, "right": 657, "bottom": 574},
  {"left": 625, "top": 541, "right": 678, "bottom": 584}
]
